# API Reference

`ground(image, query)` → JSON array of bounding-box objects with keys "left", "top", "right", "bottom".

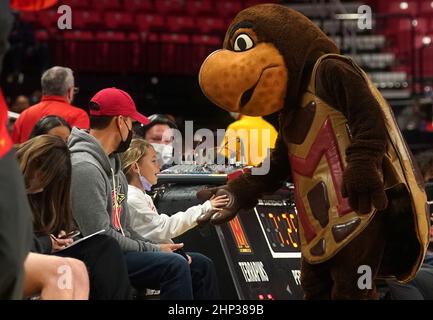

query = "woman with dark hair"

[
  {"left": 29, "top": 115, "right": 71, "bottom": 142},
  {"left": 16, "top": 135, "right": 132, "bottom": 300}
]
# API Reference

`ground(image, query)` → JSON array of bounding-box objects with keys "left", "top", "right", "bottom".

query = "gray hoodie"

[{"left": 68, "top": 127, "right": 159, "bottom": 252}]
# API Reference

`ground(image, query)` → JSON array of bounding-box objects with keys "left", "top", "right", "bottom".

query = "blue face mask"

[{"left": 136, "top": 164, "right": 152, "bottom": 191}]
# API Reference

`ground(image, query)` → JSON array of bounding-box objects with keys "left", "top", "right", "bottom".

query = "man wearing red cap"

[{"left": 68, "top": 88, "right": 203, "bottom": 299}]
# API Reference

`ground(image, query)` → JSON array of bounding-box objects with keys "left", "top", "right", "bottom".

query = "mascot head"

[{"left": 199, "top": 4, "right": 338, "bottom": 116}]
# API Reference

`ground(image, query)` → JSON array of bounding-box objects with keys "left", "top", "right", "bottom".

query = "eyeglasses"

[{"left": 73, "top": 87, "right": 80, "bottom": 95}]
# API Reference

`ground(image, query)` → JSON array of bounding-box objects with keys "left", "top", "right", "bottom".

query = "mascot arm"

[
  {"left": 316, "top": 58, "right": 388, "bottom": 213},
  {"left": 228, "top": 132, "right": 291, "bottom": 206},
  {"left": 197, "top": 133, "right": 291, "bottom": 224}
]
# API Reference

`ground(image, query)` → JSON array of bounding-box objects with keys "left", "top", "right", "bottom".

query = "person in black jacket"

[{"left": 16, "top": 134, "right": 132, "bottom": 300}]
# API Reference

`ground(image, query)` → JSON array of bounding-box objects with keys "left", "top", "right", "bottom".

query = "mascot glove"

[
  {"left": 341, "top": 161, "right": 388, "bottom": 214},
  {"left": 196, "top": 185, "right": 240, "bottom": 225}
]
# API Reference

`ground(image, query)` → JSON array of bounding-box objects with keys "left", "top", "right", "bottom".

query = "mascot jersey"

[{"left": 290, "top": 54, "right": 429, "bottom": 282}]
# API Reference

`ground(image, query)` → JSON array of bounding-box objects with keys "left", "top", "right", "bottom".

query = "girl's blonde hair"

[{"left": 121, "top": 138, "right": 154, "bottom": 182}]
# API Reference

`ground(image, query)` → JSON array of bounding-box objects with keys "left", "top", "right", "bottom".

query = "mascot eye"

[{"left": 234, "top": 34, "right": 254, "bottom": 51}]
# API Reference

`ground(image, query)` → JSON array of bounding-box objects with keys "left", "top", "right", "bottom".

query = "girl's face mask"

[{"left": 136, "top": 163, "right": 152, "bottom": 191}]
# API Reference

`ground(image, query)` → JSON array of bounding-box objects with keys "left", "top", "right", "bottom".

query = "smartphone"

[{"left": 58, "top": 230, "right": 81, "bottom": 239}]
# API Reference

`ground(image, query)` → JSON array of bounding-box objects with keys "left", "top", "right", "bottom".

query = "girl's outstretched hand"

[{"left": 209, "top": 194, "right": 230, "bottom": 209}]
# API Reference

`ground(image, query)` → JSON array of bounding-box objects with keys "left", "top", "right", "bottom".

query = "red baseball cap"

[{"left": 89, "top": 87, "right": 149, "bottom": 125}]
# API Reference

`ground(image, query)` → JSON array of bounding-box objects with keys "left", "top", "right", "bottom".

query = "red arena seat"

[
  {"left": 136, "top": 13, "right": 165, "bottom": 32},
  {"left": 124, "top": 0, "right": 154, "bottom": 13},
  {"left": 155, "top": 0, "right": 185, "bottom": 15},
  {"left": 185, "top": 0, "right": 214, "bottom": 16},
  {"left": 73, "top": 10, "right": 103, "bottom": 30},
  {"left": 215, "top": 1, "right": 243, "bottom": 19},
  {"left": 93, "top": 0, "right": 122, "bottom": 11},
  {"left": 196, "top": 17, "right": 226, "bottom": 35},
  {"left": 104, "top": 12, "right": 135, "bottom": 31},
  {"left": 167, "top": 16, "right": 195, "bottom": 33}
]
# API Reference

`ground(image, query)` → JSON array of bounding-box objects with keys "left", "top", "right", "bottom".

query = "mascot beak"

[{"left": 199, "top": 42, "right": 288, "bottom": 116}]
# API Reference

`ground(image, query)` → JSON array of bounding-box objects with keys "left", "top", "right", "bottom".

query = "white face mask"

[{"left": 151, "top": 143, "right": 173, "bottom": 166}]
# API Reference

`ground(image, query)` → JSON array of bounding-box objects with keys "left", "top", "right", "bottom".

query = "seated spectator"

[
  {"left": 10, "top": 95, "right": 30, "bottom": 114},
  {"left": 384, "top": 266, "right": 433, "bottom": 300},
  {"left": 68, "top": 88, "right": 214, "bottom": 299},
  {"left": 136, "top": 114, "right": 177, "bottom": 143},
  {"left": 138, "top": 114, "right": 177, "bottom": 169},
  {"left": 16, "top": 135, "right": 132, "bottom": 300},
  {"left": 121, "top": 139, "right": 227, "bottom": 299},
  {"left": 12, "top": 66, "right": 89, "bottom": 143},
  {"left": 415, "top": 150, "right": 433, "bottom": 183},
  {"left": 121, "top": 138, "right": 228, "bottom": 242},
  {"left": 29, "top": 115, "right": 71, "bottom": 142},
  {"left": 23, "top": 252, "right": 89, "bottom": 300}
]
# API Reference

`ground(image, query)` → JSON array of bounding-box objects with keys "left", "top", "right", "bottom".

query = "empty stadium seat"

[
  {"left": 73, "top": 10, "right": 103, "bottom": 29},
  {"left": 35, "top": 29, "right": 49, "bottom": 41},
  {"left": 55, "top": 30, "right": 95, "bottom": 71},
  {"left": 350, "top": 53, "right": 395, "bottom": 69},
  {"left": 192, "top": 34, "right": 221, "bottom": 68},
  {"left": 419, "top": 1, "right": 433, "bottom": 15},
  {"left": 155, "top": 0, "right": 185, "bottom": 15},
  {"left": 124, "top": 0, "right": 154, "bottom": 13},
  {"left": 95, "top": 31, "right": 134, "bottom": 72},
  {"left": 95, "top": 31, "right": 127, "bottom": 41},
  {"left": 368, "top": 71, "right": 408, "bottom": 89},
  {"left": 62, "top": 0, "right": 94, "bottom": 10},
  {"left": 63, "top": 30, "right": 94, "bottom": 40},
  {"left": 196, "top": 17, "right": 226, "bottom": 35},
  {"left": 104, "top": 12, "right": 135, "bottom": 31},
  {"left": 387, "top": 1, "right": 418, "bottom": 16},
  {"left": 37, "top": 9, "right": 59, "bottom": 30},
  {"left": 167, "top": 16, "right": 195, "bottom": 33},
  {"left": 191, "top": 34, "right": 221, "bottom": 46},
  {"left": 186, "top": 0, "right": 214, "bottom": 16},
  {"left": 93, "top": 0, "right": 122, "bottom": 11},
  {"left": 136, "top": 13, "right": 165, "bottom": 32},
  {"left": 19, "top": 11, "right": 38, "bottom": 26},
  {"left": 335, "top": 35, "right": 387, "bottom": 51},
  {"left": 215, "top": 1, "right": 243, "bottom": 18},
  {"left": 160, "top": 33, "right": 190, "bottom": 44},
  {"left": 243, "top": 0, "right": 277, "bottom": 7},
  {"left": 160, "top": 33, "right": 191, "bottom": 74}
]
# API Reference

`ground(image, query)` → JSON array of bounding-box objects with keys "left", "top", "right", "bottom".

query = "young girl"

[
  {"left": 121, "top": 139, "right": 229, "bottom": 299},
  {"left": 121, "top": 138, "right": 229, "bottom": 243},
  {"left": 16, "top": 135, "right": 132, "bottom": 300}
]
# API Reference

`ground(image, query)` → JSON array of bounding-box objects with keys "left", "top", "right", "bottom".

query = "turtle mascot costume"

[{"left": 197, "top": 4, "right": 430, "bottom": 299}]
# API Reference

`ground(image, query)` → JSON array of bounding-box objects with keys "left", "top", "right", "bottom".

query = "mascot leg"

[
  {"left": 301, "top": 212, "right": 387, "bottom": 300},
  {"left": 300, "top": 258, "right": 332, "bottom": 299}
]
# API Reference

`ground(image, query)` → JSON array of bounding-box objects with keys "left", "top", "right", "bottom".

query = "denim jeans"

[{"left": 125, "top": 251, "right": 219, "bottom": 300}]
